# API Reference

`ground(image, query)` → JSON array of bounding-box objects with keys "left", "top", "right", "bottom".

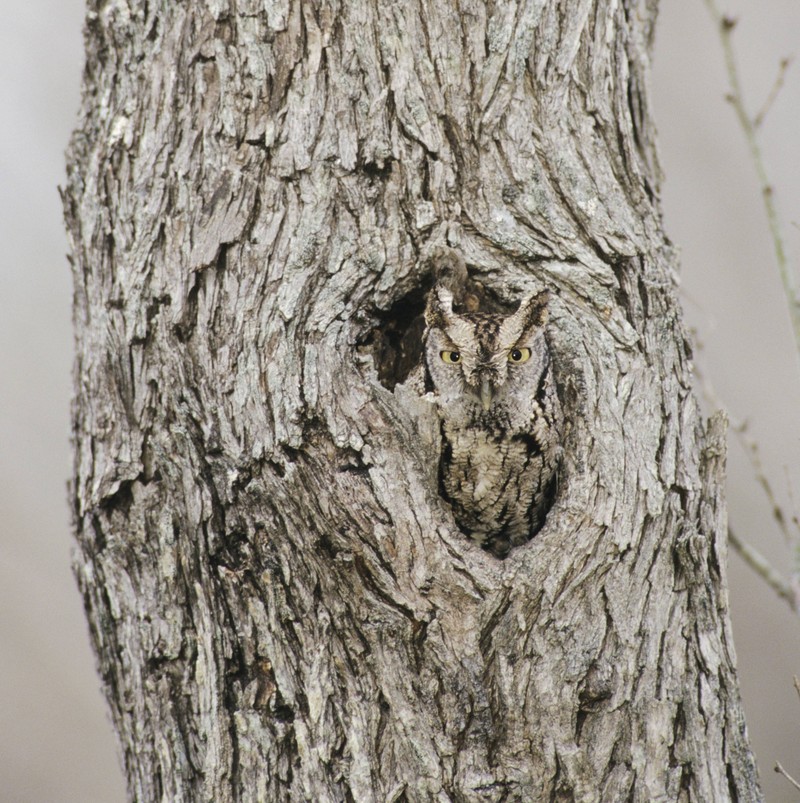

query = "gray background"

[{"left": 1, "top": 1, "right": 798, "bottom": 800}]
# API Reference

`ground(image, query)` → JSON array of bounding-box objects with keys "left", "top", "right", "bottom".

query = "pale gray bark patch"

[{"left": 64, "top": 0, "right": 761, "bottom": 800}]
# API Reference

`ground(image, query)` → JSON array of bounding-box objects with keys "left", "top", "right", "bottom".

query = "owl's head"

[{"left": 424, "top": 286, "right": 551, "bottom": 417}]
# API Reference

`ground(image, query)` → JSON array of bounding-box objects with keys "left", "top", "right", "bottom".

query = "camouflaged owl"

[{"left": 424, "top": 285, "right": 563, "bottom": 557}]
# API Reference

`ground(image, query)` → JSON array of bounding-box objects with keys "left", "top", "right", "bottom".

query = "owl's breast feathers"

[{"left": 439, "top": 414, "right": 559, "bottom": 555}]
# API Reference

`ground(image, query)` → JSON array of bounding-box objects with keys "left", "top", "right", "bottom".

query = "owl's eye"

[
  {"left": 508, "top": 347, "right": 531, "bottom": 363},
  {"left": 440, "top": 350, "right": 461, "bottom": 364}
]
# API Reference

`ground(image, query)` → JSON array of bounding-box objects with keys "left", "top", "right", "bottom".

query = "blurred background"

[{"left": 1, "top": 1, "right": 798, "bottom": 800}]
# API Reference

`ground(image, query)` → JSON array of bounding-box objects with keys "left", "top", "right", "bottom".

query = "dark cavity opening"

[
  {"left": 367, "top": 283, "right": 431, "bottom": 391},
  {"left": 364, "top": 265, "right": 505, "bottom": 391}
]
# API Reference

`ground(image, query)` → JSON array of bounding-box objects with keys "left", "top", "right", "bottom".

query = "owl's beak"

[{"left": 480, "top": 378, "right": 493, "bottom": 410}]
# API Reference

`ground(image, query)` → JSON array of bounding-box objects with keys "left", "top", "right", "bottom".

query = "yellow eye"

[
  {"left": 440, "top": 350, "right": 461, "bottom": 364},
  {"left": 508, "top": 347, "right": 531, "bottom": 363}
]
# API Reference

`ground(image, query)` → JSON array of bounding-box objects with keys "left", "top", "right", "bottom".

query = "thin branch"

[
  {"left": 774, "top": 761, "right": 800, "bottom": 793},
  {"left": 702, "top": 0, "right": 800, "bottom": 357},
  {"left": 785, "top": 466, "right": 800, "bottom": 537},
  {"left": 695, "top": 367, "right": 800, "bottom": 610},
  {"left": 732, "top": 419, "right": 800, "bottom": 546},
  {"left": 728, "top": 528, "right": 798, "bottom": 613},
  {"left": 773, "top": 681, "right": 800, "bottom": 793},
  {"left": 754, "top": 56, "right": 793, "bottom": 129}
]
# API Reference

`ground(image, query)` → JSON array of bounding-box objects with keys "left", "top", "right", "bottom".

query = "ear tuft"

[
  {"left": 425, "top": 285, "right": 455, "bottom": 329},
  {"left": 517, "top": 290, "right": 550, "bottom": 331}
]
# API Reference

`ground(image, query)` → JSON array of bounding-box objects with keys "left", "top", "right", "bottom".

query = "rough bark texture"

[{"left": 63, "top": 0, "right": 762, "bottom": 800}]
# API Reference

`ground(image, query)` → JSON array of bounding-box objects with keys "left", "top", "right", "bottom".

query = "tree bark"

[{"left": 63, "top": 0, "right": 762, "bottom": 800}]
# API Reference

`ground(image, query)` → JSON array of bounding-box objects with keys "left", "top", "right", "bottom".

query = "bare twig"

[
  {"left": 774, "top": 761, "right": 800, "bottom": 793},
  {"left": 727, "top": 528, "right": 798, "bottom": 613},
  {"left": 785, "top": 467, "right": 800, "bottom": 537},
  {"left": 727, "top": 412, "right": 800, "bottom": 603},
  {"left": 731, "top": 419, "right": 800, "bottom": 546},
  {"left": 772, "top": 682, "right": 800, "bottom": 792},
  {"left": 695, "top": 367, "right": 800, "bottom": 611},
  {"left": 703, "top": 0, "right": 800, "bottom": 356},
  {"left": 754, "top": 56, "right": 793, "bottom": 129}
]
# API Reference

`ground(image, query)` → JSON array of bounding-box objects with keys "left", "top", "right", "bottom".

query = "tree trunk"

[{"left": 63, "top": 0, "right": 762, "bottom": 800}]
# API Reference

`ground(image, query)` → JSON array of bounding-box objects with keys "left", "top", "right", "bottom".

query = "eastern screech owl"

[{"left": 424, "top": 285, "right": 563, "bottom": 557}]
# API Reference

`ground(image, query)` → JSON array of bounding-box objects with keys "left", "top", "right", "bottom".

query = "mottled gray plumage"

[{"left": 424, "top": 285, "right": 563, "bottom": 557}]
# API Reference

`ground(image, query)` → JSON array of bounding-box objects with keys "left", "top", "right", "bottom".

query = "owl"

[{"left": 424, "top": 285, "right": 563, "bottom": 557}]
